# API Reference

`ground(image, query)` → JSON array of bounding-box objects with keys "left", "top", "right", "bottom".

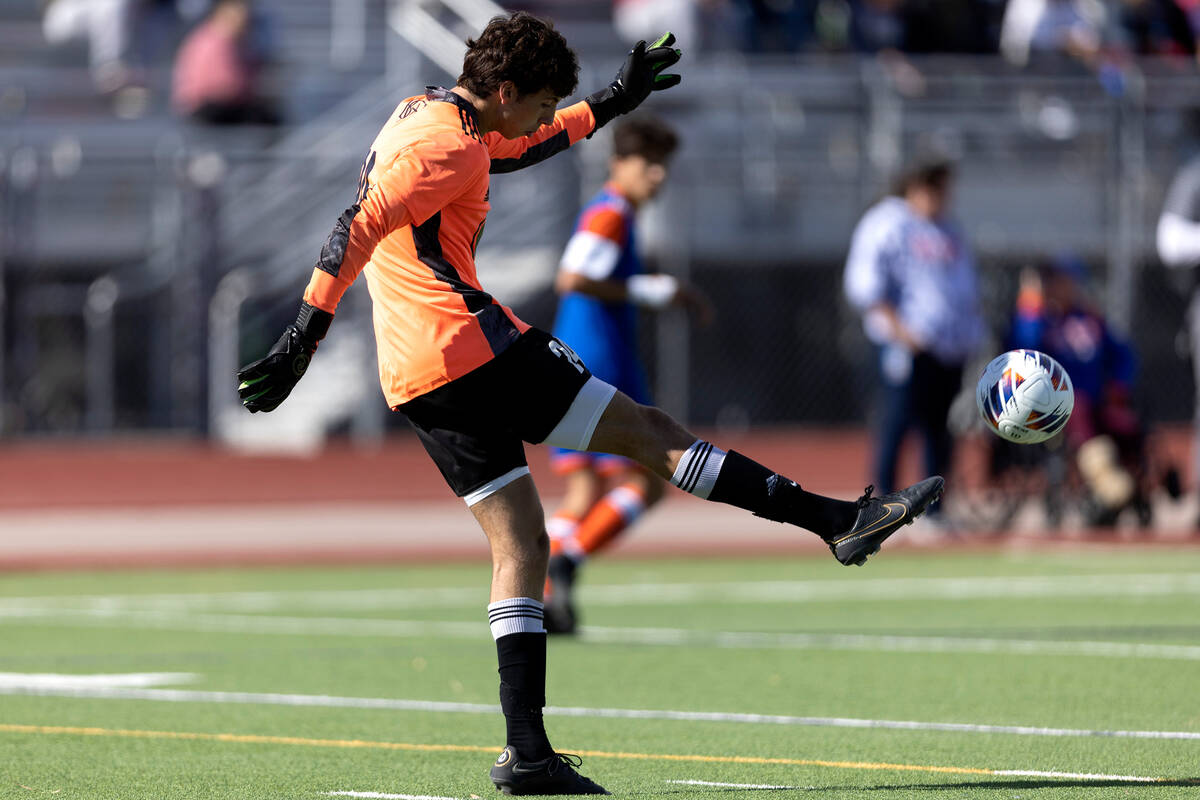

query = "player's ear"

[{"left": 497, "top": 81, "right": 518, "bottom": 105}]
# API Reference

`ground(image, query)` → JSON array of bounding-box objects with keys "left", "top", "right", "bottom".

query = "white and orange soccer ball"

[{"left": 976, "top": 349, "right": 1074, "bottom": 444}]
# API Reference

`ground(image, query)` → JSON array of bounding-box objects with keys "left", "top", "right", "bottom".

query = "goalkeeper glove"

[
  {"left": 585, "top": 32, "right": 681, "bottom": 132},
  {"left": 236, "top": 301, "right": 333, "bottom": 413}
]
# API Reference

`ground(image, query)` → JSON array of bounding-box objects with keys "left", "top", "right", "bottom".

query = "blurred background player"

[
  {"left": 843, "top": 156, "right": 983, "bottom": 531},
  {"left": 543, "top": 115, "right": 711, "bottom": 634},
  {"left": 1158, "top": 150, "right": 1200, "bottom": 528}
]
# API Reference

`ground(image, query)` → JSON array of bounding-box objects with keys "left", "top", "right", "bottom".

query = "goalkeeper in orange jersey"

[
  {"left": 237, "top": 12, "right": 942, "bottom": 795},
  {"left": 543, "top": 115, "right": 711, "bottom": 634}
]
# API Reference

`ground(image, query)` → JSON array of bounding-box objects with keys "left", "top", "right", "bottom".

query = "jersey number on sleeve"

[{"left": 548, "top": 339, "right": 585, "bottom": 374}]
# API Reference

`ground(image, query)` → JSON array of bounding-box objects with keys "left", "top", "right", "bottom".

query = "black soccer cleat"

[
  {"left": 489, "top": 746, "right": 609, "bottom": 795},
  {"left": 826, "top": 476, "right": 944, "bottom": 566},
  {"left": 543, "top": 555, "right": 578, "bottom": 635}
]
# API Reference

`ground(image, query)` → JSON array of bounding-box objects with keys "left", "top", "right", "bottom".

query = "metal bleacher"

[{"left": 3, "top": 1, "right": 1200, "bottom": 437}]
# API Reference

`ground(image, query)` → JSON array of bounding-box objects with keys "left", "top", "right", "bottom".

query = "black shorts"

[{"left": 398, "top": 328, "right": 594, "bottom": 500}]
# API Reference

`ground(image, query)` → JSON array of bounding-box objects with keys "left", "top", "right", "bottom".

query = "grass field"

[{"left": 2, "top": 548, "right": 1199, "bottom": 799}]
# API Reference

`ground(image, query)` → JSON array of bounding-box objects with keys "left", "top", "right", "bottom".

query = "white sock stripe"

[
  {"left": 669, "top": 439, "right": 700, "bottom": 487},
  {"left": 692, "top": 447, "right": 726, "bottom": 500},
  {"left": 487, "top": 598, "right": 543, "bottom": 616},
  {"left": 683, "top": 442, "right": 712, "bottom": 492},
  {"left": 487, "top": 609, "right": 544, "bottom": 623},
  {"left": 671, "top": 440, "right": 708, "bottom": 491},
  {"left": 671, "top": 440, "right": 725, "bottom": 499},
  {"left": 680, "top": 442, "right": 709, "bottom": 493},
  {"left": 489, "top": 617, "right": 546, "bottom": 638},
  {"left": 487, "top": 598, "right": 546, "bottom": 639}
]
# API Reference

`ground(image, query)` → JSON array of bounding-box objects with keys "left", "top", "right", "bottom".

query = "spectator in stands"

[
  {"left": 1008, "top": 256, "right": 1154, "bottom": 527},
  {"left": 41, "top": 0, "right": 139, "bottom": 93},
  {"left": 614, "top": 0, "right": 699, "bottom": 52},
  {"left": 843, "top": 157, "right": 983, "bottom": 523},
  {"left": 730, "top": 0, "right": 815, "bottom": 52},
  {"left": 171, "top": 0, "right": 280, "bottom": 126},
  {"left": 848, "top": 0, "right": 906, "bottom": 52},
  {"left": 1000, "top": 0, "right": 1108, "bottom": 69},
  {"left": 902, "top": 0, "right": 1007, "bottom": 54},
  {"left": 1116, "top": 0, "right": 1199, "bottom": 62}
]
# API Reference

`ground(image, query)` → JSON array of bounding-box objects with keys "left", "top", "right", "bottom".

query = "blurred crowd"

[
  {"left": 34, "top": 0, "right": 1200, "bottom": 122},
  {"left": 514, "top": 0, "right": 1200, "bottom": 65},
  {"left": 39, "top": 0, "right": 280, "bottom": 123}
]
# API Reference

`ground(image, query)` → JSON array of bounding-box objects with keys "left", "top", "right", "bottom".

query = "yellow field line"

[{"left": 0, "top": 722, "right": 1029, "bottom": 779}]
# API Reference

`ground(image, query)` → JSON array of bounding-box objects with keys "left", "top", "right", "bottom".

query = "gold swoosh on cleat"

[{"left": 833, "top": 502, "right": 908, "bottom": 544}]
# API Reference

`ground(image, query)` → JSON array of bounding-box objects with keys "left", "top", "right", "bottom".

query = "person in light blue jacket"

[{"left": 844, "top": 157, "right": 984, "bottom": 500}]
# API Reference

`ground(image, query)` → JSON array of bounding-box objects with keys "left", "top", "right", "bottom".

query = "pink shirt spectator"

[{"left": 172, "top": 19, "right": 256, "bottom": 114}]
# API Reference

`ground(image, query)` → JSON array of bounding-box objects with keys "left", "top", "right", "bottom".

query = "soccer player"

[
  {"left": 542, "top": 115, "right": 710, "bottom": 635},
  {"left": 237, "top": 13, "right": 943, "bottom": 796}
]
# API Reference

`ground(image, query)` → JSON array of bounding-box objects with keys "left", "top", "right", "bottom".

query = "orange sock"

[{"left": 571, "top": 484, "right": 648, "bottom": 558}]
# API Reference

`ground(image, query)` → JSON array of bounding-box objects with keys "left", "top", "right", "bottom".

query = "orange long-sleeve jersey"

[{"left": 303, "top": 87, "right": 597, "bottom": 406}]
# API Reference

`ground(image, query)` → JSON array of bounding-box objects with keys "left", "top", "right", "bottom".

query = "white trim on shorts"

[
  {"left": 463, "top": 466, "right": 531, "bottom": 507},
  {"left": 543, "top": 375, "right": 617, "bottom": 451}
]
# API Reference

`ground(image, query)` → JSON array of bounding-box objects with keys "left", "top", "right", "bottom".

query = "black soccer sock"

[
  {"left": 489, "top": 599, "right": 553, "bottom": 761},
  {"left": 670, "top": 440, "right": 857, "bottom": 538}
]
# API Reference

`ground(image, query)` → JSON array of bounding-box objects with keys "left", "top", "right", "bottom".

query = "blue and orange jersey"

[
  {"left": 551, "top": 183, "right": 650, "bottom": 402},
  {"left": 302, "top": 87, "right": 596, "bottom": 407}
]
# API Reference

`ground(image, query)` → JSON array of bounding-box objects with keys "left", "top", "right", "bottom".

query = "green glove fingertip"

[{"left": 651, "top": 32, "right": 674, "bottom": 49}]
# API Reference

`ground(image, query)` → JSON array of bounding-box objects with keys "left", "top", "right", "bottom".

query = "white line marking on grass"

[
  {"left": 4, "top": 683, "right": 1200, "bottom": 741},
  {"left": 0, "top": 672, "right": 197, "bottom": 689},
  {"left": 6, "top": 572, "right": 1200, "bottom": 612},
  {"left": 992, "top": 769, "right": 1162, "bottom": 782},
  {"left": 327, "top": 792, "right": 462, "bottom": 799},
  {"left": 668, "top": 779, "right": 808, "bottom": 789},
  {"left": 5, "top": 607, "right": 1200, "bottom": 661}
]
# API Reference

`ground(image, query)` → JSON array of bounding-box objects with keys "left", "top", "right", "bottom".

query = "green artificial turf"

[{"left": 1, "top": 550, "right": 1198, "bottom": 798}]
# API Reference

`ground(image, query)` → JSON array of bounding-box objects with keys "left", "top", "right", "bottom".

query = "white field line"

[
  {"left": 327, "top": 793, "right": 461, "bottom": 800},
  {"left": 667, "top": 779, "right": 808, "bottom": 789},
  {"left": 3, "top": 606, "right": 1200, "bottom": 661},
  {"left": 4, "top": 572, "right": 1200, "bottom": 612},
  {"left": 992, "top": 769, "right": 1163, "bottom": 782},
  {"left": 0, "top": 672, "right": 196, "bottom": 689},
  {"left": 3, "top": 681, "right": 1199, "bottom": 741}
]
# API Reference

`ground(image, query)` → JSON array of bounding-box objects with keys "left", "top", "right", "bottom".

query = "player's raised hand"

[
  {"left": 237, "top": 302, "right": 332, "bottom": 413},
  {"left": 586, "top": 32, "right": 682, "bottom": 131}
]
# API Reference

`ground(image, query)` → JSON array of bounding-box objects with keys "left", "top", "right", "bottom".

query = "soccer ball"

[{"left": 976, "top": 349, "right": 1074, "bottom": 444}]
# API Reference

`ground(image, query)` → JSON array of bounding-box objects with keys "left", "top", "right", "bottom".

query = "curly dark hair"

[
  {"left": 612, "top": 115, "right": 679, "bottom": 163},
  {"left": 458, "top": 12, "right": 579, "bottom": 100}
]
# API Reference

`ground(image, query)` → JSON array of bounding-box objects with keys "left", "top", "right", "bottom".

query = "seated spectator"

[
  {"left": 42, "top": 0, "right": 138, "bottom": 93},
  {"left": 731, "top": 0, "right": 815, "bottom": 53},
  {"left": 1008, "top": 256, "right": 1153, "bottom": 526},
  {"left": 1117, "top": 0, "right": 1198, "bottom": 61},
  {"left": 849, "top": 0, "right": 906, "bottom": 53},
  {"left": 1000, "top": 0, "right": 1108, "bottom": 69},
  {"left": 171, "top": 0, "right": 280, "bottom": 126}
]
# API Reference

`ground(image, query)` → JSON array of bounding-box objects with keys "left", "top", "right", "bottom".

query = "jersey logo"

[{"left": 398, "top": 98, "right": 426, "bottom": 119}]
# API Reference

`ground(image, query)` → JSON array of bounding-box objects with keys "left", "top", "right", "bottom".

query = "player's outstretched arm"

[
  {"left": 237, "top": 301, "right": 333, "bottom": 413},
  {"left": 585, "top": 32, "right": 682, "bottom": 132}
]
